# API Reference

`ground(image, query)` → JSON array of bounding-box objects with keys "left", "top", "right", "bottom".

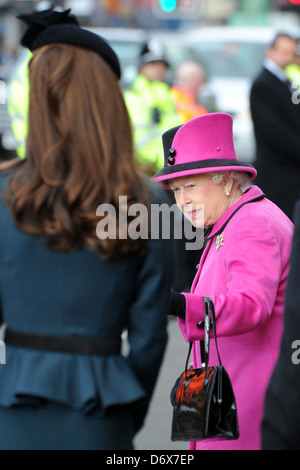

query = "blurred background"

[{"left": 1, "top": 0, "right": 300, "bottom": 163}]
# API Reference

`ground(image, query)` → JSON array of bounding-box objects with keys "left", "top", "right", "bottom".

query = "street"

[{"left": 134, "top": 317, "right": 189, "bottom": 451}]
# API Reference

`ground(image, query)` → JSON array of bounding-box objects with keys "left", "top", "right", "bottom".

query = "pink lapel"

[{"left": 189, "top": 185, "right": 265, "bottom": 294}]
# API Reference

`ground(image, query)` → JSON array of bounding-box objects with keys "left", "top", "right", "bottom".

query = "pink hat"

[{"left": 153, "top": 113, "right": 257, "bottom": 185}]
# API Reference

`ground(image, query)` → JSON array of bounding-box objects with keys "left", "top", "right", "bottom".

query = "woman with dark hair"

[{"left": 0, "top": 9, "right": 173, "bottom": 450}]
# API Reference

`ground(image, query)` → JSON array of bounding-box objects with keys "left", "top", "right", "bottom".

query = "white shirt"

[{"left": 264, "top": 58, "right": 290, "bottom": 83}]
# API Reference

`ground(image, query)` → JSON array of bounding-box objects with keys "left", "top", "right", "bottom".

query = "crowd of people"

[{"left": 0, "top": 5, "right": 300, "bottom": 451}]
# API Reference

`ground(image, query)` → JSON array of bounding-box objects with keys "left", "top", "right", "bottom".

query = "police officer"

[{"left": 124, "top": 39, "right": 182, "bottom": 176}]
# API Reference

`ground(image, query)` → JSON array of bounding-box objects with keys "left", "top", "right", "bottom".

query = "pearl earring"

[{"left": 225, "top": 190, "right": 230, "bottom": 197}]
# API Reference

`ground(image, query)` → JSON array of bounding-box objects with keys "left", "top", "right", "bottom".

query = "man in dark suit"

[
  {"left": 250, "top": 33, "right": 300, "bottom": 221},
  {"left": 262, "top": 199, "right": 300, "bottom": 450}
]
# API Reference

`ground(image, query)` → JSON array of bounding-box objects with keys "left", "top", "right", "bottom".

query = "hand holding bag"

[{"left": 170, "top": 297, "right": 239, "bottom": 442}]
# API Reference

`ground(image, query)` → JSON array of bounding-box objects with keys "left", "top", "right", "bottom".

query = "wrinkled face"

[
  {"left": 169, "top": 174, "right": 229, "bottom": 228},
  {"left": 268, "top": 36, "right": 298, "bottom": 70}
]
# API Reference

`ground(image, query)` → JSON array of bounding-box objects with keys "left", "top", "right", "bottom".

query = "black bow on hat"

[{"left": 17, "top": 8, "right": 121, "bottom": 79}]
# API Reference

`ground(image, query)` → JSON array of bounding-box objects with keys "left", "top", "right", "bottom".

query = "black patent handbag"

[{"left": 170, "top": 297, "right": 239, "bottom": 442}]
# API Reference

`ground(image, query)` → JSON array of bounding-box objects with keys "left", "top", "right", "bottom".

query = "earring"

[{"left": 225, "top": 190, "right": 230, "bottom": 197}]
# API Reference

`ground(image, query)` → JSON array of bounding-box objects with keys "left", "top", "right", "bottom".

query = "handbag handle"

[
  {"left": 185, "top": 297, "right": 222, "bottom": 380},
  {"left": 203, "top": 297, "right": 222, "bottom": 368}
]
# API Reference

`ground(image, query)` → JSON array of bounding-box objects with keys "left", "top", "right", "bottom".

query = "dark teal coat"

[{"left": 0, "top": 171, "right": 174, "bottom": 449}]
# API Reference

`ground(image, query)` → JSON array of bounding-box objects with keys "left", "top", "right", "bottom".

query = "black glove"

[{"left": 168, "top": 291, "right": 186, "bottom": 319}]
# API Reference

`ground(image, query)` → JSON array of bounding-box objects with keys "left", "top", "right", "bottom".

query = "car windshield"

[
  {"left": 100, "top": 39, "right": 144, "bottom": 88},
  {"left": 106, "top": 40, "right": 142, "bottom": 63},
  {"left": 191, "top": 40, "right": 267, "bottom": 79},
  {"left": 104, "top": 37, "right": 197, "bottom": 87}
]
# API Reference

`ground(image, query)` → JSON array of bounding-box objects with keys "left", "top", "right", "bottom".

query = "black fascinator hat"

[{"left": 17, "top": 8, "right": 121, "bottom": 79}]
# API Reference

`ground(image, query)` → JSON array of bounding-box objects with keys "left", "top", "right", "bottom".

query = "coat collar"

[
  {"left": 190, "top": 186, "right": 265, "bottom": 293},
  {"left": 205, "top": 185, "right": 265, "bottom": 242}
]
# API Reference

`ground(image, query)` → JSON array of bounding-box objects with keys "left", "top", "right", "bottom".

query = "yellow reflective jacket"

[
  {"left": 285, "top": 63, "right": 300, "bottom": 89},
  {"left": 124, "top": 74, "right": 183, "bottom": 176},
  {"left": 7, "top": 50, "right": 31, "bottom": 159}
]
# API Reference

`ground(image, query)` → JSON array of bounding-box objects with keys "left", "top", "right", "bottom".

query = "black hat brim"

[
  {"left": 30, "top": 24, "right": 121, "bottom": 79},
  {"left": 153, "top": 158, "right": 257, "bottom": 185}
]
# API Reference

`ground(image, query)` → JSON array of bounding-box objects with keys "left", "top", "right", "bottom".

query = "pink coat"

[{"left": 178, "top": 185, "right": 294, "bottom": 450}]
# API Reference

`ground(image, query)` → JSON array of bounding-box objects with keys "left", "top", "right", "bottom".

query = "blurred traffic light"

[
  {"left": 276, "top": 0, "right": 300, "bottom": 10},
  {"left": 152, "top": 0, "right": 203, "bottom": 19},
  {"left": 159, "top": 0, "right": 177, "bottom": 12},
  {"left": 105, "top": 0, "right": 120, "bottom": 13}
]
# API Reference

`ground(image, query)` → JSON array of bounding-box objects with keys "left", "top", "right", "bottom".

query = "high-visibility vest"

[
  {"left": 170, "top": 86, "right": 207, "bottom": 123},
  {"left": 285, "top": 63, "right": 300, "bottom": 89},
  {"left": 124, "top": 74, "right": 183, "bottom": 176},
  {"left": 7, "top": 50, "right": 32, "bottom": 158}
]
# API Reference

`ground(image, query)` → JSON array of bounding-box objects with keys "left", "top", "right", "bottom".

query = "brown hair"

[
  {"left": 269, "top": 32, "right": 298, "bottom": 49},
  {"left": 2, "top": 43, "right": 150, "bottom": 259}
]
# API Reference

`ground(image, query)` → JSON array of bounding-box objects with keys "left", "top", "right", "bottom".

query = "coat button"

[{"left": 168, "top": 148, "right": 176, "bottom": 165}]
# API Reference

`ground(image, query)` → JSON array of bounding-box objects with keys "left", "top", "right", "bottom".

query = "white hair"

[{"left": 210, "top": 171, "right": 251, "bottom": 192}]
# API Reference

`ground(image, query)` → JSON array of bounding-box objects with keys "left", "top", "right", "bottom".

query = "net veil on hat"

[{"left": 153, "top": 113, "right": 257, "bottom": 185}]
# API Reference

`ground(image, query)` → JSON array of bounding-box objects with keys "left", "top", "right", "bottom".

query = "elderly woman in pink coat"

[{"left": 153, "top": 112, "right": 294, "bottom": 450}]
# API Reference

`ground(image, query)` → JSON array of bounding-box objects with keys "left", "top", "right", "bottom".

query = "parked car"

[
  {"left": 88, "top": 27, "right": 148, "bottom": 89},
  {"left": 185, "top": 26, "right": 279, "bottom": 163},
  {"left": 88, "top": 27, "right": 198, "bottom": 88},
  {"left": 1, "top": 26, "right": 198, "bottom": 156}
]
